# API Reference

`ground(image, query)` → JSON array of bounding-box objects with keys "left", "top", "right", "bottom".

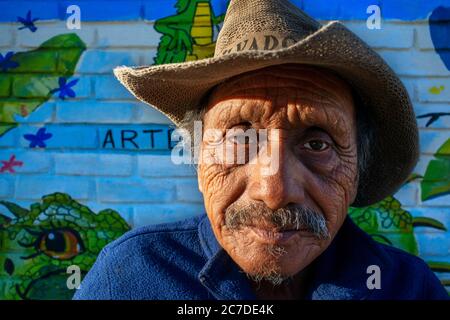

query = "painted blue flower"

[
  {"left": 17, "top": 10, "right": 39, "bottom": 32},
  {"left": 50, "top": 77, "right": 79, "bottom": 99},
  {"left": 0, "top": 52, "right": 19, "bottom": 72},
  {"left": 23, "top": 127, "right": 53, "bottom": 148}
]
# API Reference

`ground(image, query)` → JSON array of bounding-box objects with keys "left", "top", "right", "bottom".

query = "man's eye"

[
  {"left": 227, "top": 133, "right": 256, "bottom": 145},
  {"left": 204, "top": 130, "right": 224, "bottom": 145},
  {"left": 303, "top": 140, "right": 329, "bottom": 151},
  {"left": 228, "top": 134, "right": 247, "bottom": 144}
]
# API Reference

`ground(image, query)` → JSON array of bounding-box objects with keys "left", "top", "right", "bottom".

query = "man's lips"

[{"left": 247, "top": 225, "right": 309, "bottom": 244}]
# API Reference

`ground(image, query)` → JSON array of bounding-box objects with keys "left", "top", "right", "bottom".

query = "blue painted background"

[{"left": 1, "top": 0, "right": 450, "bottom": 21}]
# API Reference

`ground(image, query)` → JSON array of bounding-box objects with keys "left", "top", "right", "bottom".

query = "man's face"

[{"left": 197, "top": 64, "right": 359, "bottom": 284}]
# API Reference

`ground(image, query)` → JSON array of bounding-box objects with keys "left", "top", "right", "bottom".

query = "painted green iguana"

[
  {"left": 0, "top": 193, "right": 130, "bottom": 300},
  {"left": 154, "top": 0, "right": 227, "bottom": 64}
]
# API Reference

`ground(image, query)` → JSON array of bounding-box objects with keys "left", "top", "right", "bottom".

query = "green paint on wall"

[
  {"left": 0, "top": 33, "right": 86, "bottom": 136},
  {"left": 350, "top": 195, "right": 450, "bottom": 291},
  {"left": 154, "top": 0, "right": 226, "bottom": 65},
  {"left": 0, "top": 193, "right": 130, "bottom": 300},
  {"left": 349, "top": 196, "right": 418, "bottom": 255},
  {"left": 0, "top": 74, "right": 12, "bottom": 97},
  {"left": 421, "top": 138, "right": 450, "bottom": 201}
]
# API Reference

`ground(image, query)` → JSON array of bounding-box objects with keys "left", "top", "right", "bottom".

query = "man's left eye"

[{"left": 303, "top": 140, "right": 329, "bottom": 151}]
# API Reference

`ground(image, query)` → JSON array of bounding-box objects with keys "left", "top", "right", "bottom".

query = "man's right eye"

[
  {"left": 227, "top": 133, "right": 249, "bottom": 145},
  {"left": 204, "top": 130, "right": 224, "bottom": 145},
  {"left": 226, "top": 130, "right": 258, "bottom": 146}
]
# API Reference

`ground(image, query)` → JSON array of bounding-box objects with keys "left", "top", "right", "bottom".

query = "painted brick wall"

[{"left": 0, "top": 0, "right": 449, "bottom": 299}]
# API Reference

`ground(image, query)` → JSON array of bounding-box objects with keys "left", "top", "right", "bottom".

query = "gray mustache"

[{"left": 225, "top": 202, "right": 329, "bottom": 240}]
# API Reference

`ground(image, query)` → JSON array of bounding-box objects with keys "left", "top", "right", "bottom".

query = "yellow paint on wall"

[
  {"left": 187, "top": 1, "right": 215, "bottom": 61},
  {"left": 429, "top": 85, "right": 445, "bottom": 94}
]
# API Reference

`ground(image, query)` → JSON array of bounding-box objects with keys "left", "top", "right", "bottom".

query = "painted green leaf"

[
  {"left": 413, "top": 217, "right": 447, "bottom": 231},
  {"left": 405, "top": 173, "right": 422, "bottom": 184},
  {"left": 0, "top": 33, "right": 86, "bottom": 136},
  {"left": 427, "top": 261, "right": 450, "bottom": 273},
  {"left": 421, "top": 138, "right": 450, "bottom": 201},
  {"left": 0, "top": 213, "right": 11, "bottom": 226},
  {"left": 0, "top": 74, "right": 11, "bottom": 97}
]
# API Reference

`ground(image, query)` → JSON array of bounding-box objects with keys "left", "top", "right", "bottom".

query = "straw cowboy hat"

[{"left": 114, "top": 0, "right": 419, "bottom": 207}]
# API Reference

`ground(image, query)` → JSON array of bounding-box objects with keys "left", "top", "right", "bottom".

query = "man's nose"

[{"left": 247, "top": 138, "right": 305, "bottom": 210}]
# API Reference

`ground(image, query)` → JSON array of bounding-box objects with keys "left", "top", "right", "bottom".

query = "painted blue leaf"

[
  {"left": 66, "top": 89, "right": 76, "bottom": 98},
  {"left": 66, "top": 79, "right": 79, "bottom": 87},
  {"left": 23, "top": 134, "right": 35, "bottom": 141},
  {"left": 58, "top": 77, "right": 66, "bottom": 87}
]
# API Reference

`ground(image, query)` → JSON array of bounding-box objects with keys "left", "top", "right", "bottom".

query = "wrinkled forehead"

[{"left": 207, "top": 64, "right": 354, "bottom": 112}]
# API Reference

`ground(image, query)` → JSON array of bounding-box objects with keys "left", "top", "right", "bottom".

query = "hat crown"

[{"left": 215, "top": 0, "right": 321, "bottom": 56}]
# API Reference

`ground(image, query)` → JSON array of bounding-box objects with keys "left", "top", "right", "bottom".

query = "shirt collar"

[
  {"left": 198, "top": 215, "right": 256, "bottom": 300},
  {"left": 198, "top": 214, "right": 376, "bottom": 300},
  {"left": 303, "top": 218, "right": 372, "bottom": 300}
]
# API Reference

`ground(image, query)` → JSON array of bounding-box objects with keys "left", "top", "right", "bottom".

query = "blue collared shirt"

[{"left": 73, "top": 214, "right": 448, "bottom": 300}]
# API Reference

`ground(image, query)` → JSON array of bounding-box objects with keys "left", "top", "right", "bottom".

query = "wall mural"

[
  {"left": 0, "top": 1, "right": 449, "bottom": 299},
  {"left": 0, "top": 33, "right": 86, "bottom": 137},
  {"left": 0, "top": 193, "right": 130, "bottom": 300},
  {"left": 350, "top": 196, "right": 450, "bottom": 288},
  {"left": 154, "top": 0, "right": 226, "bottom": 64},
  {"left": 429, "top": 6, "right": 450, "bottom": 72},
  {"left": 421, "top": 137, "right": 450, "bottom": 202}
]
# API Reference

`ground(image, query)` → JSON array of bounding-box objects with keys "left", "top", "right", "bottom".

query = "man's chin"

[
  {"left": 220, "top": 227, "right": 328, "bottom": 283},
  {"left": 231, "top": 241, "right": 323, "bottom": 280},
  {"left": 229, "top": 242, "right": 296, "bottom": 282},
  {"left": 245, "top": 269, "right": 292, "bottom": 286}
]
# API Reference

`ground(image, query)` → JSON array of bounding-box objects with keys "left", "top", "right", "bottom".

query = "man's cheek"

[
  {"left": 200, "top": 172, "right": 232, "bottom": 227},
  {"left": 313, "top": 179, "right": 350, "bottom": 233},
  {"left": 199, "top": 166, "right": 225, "bottom": 204},
  {"left": 335, "top": 156, "right": 359, "bottom": 199},
  {"left": 205, "top": 170, "right": 246, "bottom": 210},
  {"left": 326, "top": 161, "right": 357, "bottom": 203}
]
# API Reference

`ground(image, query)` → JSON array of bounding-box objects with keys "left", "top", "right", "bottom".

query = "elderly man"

[{"left": 74, "top": 0, "right": 448, "bottom": 300}]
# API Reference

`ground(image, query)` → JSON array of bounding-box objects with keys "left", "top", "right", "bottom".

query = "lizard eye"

[{"left": 38, "top": 228, "right": 84, "bottom": 260}]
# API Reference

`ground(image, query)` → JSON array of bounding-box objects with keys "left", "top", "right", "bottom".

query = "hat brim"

[{"left": 114, "top": 21, "right": 419, "bottom": 207}]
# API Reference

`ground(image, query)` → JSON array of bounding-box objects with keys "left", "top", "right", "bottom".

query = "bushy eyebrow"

[
  {"left": 295, "top": 101, "right": 352, "bottom": 137},
  {"left": 206, "top": 97, "right": 354, "bottom": 149},
  {"left": 206, "top": 98, "right": 262, "bottom": 129}
]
